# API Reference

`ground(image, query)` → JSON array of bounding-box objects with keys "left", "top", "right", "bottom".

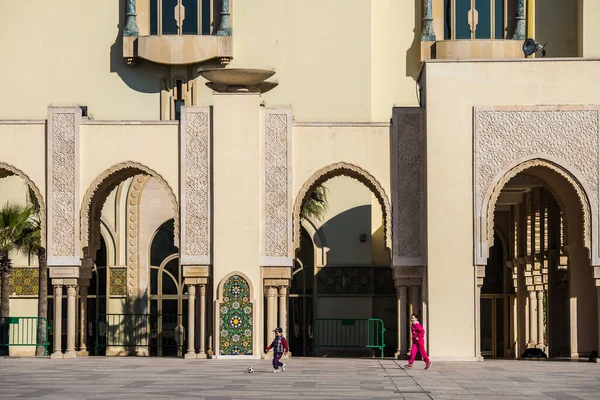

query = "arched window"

[
  {"left": 150, "top": 0, "right": 212, "bottom": 35},
  {"left": 444, "top": 0, "right": 512, "bottom": 40}
]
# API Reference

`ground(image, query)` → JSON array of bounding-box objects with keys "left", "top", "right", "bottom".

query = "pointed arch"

[
  {"left": 478, "top": 157, "right": 594, "bottom": 265},
  {"left": 0, "top": 162, "right": 46, "bottom": 246},
  {"left": 293, "top": 162, "right": 391, "bottom": 255},
  {"left": 80, "top": 161, "right": 179, "bottom": 256}
]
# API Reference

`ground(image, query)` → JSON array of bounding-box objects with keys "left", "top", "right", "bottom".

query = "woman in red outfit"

[{"left": 404, "top": 314, "right": 432, "bottom": 370}]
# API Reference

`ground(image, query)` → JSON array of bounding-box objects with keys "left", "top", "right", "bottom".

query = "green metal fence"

[
  {"left": 95, "top": 313, "right": 185, "bottom": 356},
  {"left": 312, "top": 318, "right": 385, "bottom": 358},
  {"left": 0, "top": 316, "right": 50, "bottom": 356}
]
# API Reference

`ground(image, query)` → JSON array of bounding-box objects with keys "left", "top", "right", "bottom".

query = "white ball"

[{"left": 247, "top": 367, "right": 254, "bottom": 373}]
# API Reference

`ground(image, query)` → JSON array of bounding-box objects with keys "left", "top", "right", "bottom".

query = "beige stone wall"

[{"left": 424, "top": 58, "right": 600, "bottom": 360}]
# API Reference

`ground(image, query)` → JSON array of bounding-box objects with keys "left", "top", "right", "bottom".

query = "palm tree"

[
  {"left": 24, "top": 188, "right": 47, "bottom": 356},
  {"left": 0, "top": 202, "right": 34, "bottom": 354},
  {"left": 301, "top": 184, "right": 329, "bottom": 222}
]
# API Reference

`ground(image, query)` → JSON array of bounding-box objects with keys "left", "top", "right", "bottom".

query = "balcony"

[{"left": 122, "top": 0, "right": 233, "bottom": 66}]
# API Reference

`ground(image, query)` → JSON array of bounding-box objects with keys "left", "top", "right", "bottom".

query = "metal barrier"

[
  {"left": 312, "top": 318, "right": 386, "bottom": 358},
  {"left": 0, "top": 316, "right": 50, "bottom": 356},
  {"left": 95, "top": 313, "right": 185, "bottom": 356}
]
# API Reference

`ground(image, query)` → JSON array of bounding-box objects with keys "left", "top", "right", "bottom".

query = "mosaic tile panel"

[
  {"left": 317, "top": 267, "right": 394, "bottom": 296},
  {"left": 8, "top": 268, "right": 39, "bottom": 296},
  {"left": 219, "top": 275, "right": 253, "bottom": 355},
  {"left": 110, "top": 268, "right": 127, "bottom": 296}
]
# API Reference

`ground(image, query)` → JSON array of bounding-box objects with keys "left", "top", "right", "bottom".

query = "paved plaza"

[{"left": 0, "top": 357, "right": 599, "bottom": 400}]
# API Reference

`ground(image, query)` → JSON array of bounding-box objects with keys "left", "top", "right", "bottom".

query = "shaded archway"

[
  {"left": 293, "top": 162, "right": 392, "bottom": 255},
  {"left": 483, "top": 159, "right": 597, "bottom": 358}
]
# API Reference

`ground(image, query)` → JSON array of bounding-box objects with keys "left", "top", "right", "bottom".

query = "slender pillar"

[
  {"left": 78, "top": 286, "right": 88, "bottom": 355},
  {"left": 475, "top": 283, "right": 482, "bottom": 360},
  {"left": 528, "top": 290, "right": 537, "bottom": 346},
  {"left": 514, "top": 0, "right": 526, "bottom": 40},
  {"left": 408, "top": 286, "right": 420, "bottom": 355},
  {"left": 265, "top": 286, "right": 277, "bottom": 351},
  {"left": 186, "top": 285, "right": 196, "bottom": 358},
  {"left": 420, "top": 0, "right": 436, "bottom": 41},
  {"left": 199, "top": 284, "right": 207, "bottom": 357},
  {"left": 597, "top": 287, "right": 600, "bottom": 360},
  {"left": 51, "top": 285, "right": 63, "bottom": 358},
  {"left": 536, "top": 290, "right": 545, "bottom": 348},
  {"left": 217, "top": 0, "right": 232, "bottom": 36},
  {"left": 278, "top": 286, "right": 288, "bottom": 338},
  {"left": 65, "top": 285, "right": 77, "bottom": 358},
  {"left": 395, "top": 286, "right": 408, "bottom": 358},
  {"left": 123, "top": 0, "right": 139, "bottom": 36}
]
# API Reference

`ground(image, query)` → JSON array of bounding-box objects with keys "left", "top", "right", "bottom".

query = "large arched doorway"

[
  {"left": 81, "top": 164, "right": 180, "bottom": 356},
  {"left": 484, "top": 160, "right": 598, "bottom": 359},
  {"left": 292, "top": 163, "right": 394, "bottom": 357}
]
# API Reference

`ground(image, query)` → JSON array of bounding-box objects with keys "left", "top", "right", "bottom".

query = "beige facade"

[{"left": 1, "top": 0, "right": 600, "bottom": 362}]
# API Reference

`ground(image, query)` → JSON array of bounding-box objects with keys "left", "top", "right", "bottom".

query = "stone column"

[
  {"left": 536, "top": 290, "right": 544, "bottom": 348},
  {"left": 265, "top": 286, "right": 277, "bottom": 351},
  {"left": 78, "top": 286, "right": 89, "bottom": 355},
  {"left": 278, "top": 286, "right": 288, "bottom": 338},
  {"left": 65, "top": 285, "right": 77, "bottom": 358},
  {"left": 185, "top": 284, "right": 196, "bottom": 358},
  {"left": 198, "top": 284, "right": 207, "bottom": 358},
  {"left": 217, "top": 0, "right": 232, "bottom": 36},
  {"left": 514, "top": 0, "right": 526, "bottom": 40},
  {"left": 408, "top": 285, "right": 420, "bottom": 356},
  {"left": 597, "top": 287, "right": 600, "bottom": 360},
  {"left": 475, "top": 266, "right": 485, "bottom": 361},
  {"left": 51, "top": 284, "right": 63, "bottom": 358},
  {"left": 420, "top": 0, "right": 436, "bottom": 41},
  {"left": 395, "top": 286, "right": 408, "bottom": 358},
  {"left": 528, "top": 290, "right": 537, "bottom": 346}
]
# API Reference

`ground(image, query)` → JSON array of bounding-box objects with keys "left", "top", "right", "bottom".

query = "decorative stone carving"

[
  {"left": 0, "top": 163, "right": 46, "bottom": 246},
  {"left": 127, "top": 175, "right": 146, "bottom": 297},
  {"left": 180, "top": 107, "right": 211, "bottom": 265},
  {"left": 47, "top": 108, "right": 80, "bottom": 266},
  {"left": 262, "top": 110, "right": 292, "bottom": 264},
  {"left": 80, "top": 161, "right": 179, "bottom": 252},
  {"left": 474, "top": 106, "right": 600, "bottom": 265},
  {"left": 392, "top": 108, "right": 425, "bottom": 266},
  {"left": 293, "top": 162, "right": 392, "bottom": 254}
]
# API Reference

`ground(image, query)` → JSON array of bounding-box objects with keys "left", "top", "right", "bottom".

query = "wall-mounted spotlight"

[{"left": 523, "top": 38, "right": 547, "bottom": 58}]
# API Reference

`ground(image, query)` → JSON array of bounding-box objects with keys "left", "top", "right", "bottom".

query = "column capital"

[
  {"left": 265, "top": 286, "right": 278, "bottom": 297},
  {"left": 278, "top": 285, "right": 288, "bottom": 296},
  {"left": 199, "top": 283, "right": 206, "bottom": 296},
  {"left": 187, "top": 284, "right": 197, "bottom": 295},
  {"left": 66, "top": 285, "right": 77, "bottom": 296},
  {"left": 396, "top": 285, "right": 408, "bottom": 298},
  {"left": 536, "top": 290, "right": 544, "bottom": 299}
]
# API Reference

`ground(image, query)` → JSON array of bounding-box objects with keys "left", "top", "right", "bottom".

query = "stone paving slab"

[{"left": 0, "top": 357, "right": 598, "bottom": 399}]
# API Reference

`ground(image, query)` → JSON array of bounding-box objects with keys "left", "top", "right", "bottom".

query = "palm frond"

[{"left": 301, "top": 184, "right": 329, "bottom": 222}]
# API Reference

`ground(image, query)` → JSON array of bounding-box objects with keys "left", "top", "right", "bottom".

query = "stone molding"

[
  {"left": 261, "top": 108, "right": 293, "bottom": 266},
  {"left": 126, "top": 175, "right": 147, "bottom": 298},
  {"left": 474, "top": 106, "right": 600, "bottom": 265},
  {"left": 293, "top": 162, "right": 392, "bottom": 255},
  {"left": 47, "top": 107, "right": 81, "bottom": 266},
  {"left": 0, "top": 162, "right": 46, "bottom": 246},
  {"left": 391, "top": 108, "right": 426, "bottom": 266},
  {"left": 80, "top": 161, "right": 180, "bottom": 252},
  {"left": 180, "top": 107, "right": 211, "bottom": 266}
]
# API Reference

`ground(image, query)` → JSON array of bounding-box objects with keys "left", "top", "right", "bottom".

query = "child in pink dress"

[{"left": 404, "top": 314, "right": 432, "bottom": 370}]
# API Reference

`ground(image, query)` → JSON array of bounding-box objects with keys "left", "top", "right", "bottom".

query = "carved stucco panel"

[
  {"left": 182, "top": 110, "right": 210, "bottom": 260},
  {"left": 394, "top": 110, "right": 423, "bottom": 261},
  {"left": 474, "top": 107, "right": 600, "bottom": 264},
  {"left": 50, "top": 111, "right": 77, "bottom": 258},
  {"left": 264, "top": 111, "right": 291, "bottom": 260}
]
